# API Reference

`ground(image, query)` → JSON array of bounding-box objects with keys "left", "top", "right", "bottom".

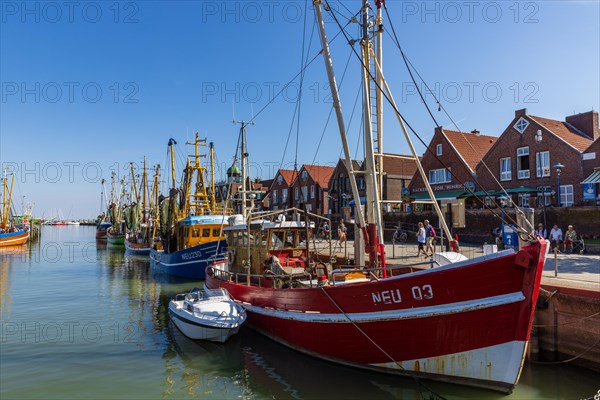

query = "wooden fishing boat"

[
  {"left": 0, "top": 229, "right": 29, "bottom": 247},
  {"left": 96, "top": 221, "right": 111, "bottom": 240},
  {"left": 124, "top": 159, "right": 160, "bottom": 255},
  {"left": 106, "top": 227, "right": 125, "bottom": 245},
  {"left": 207, "top": 0, "right": 545, "bottom": 393},
  {"left": 105, "top": 172, "right": 126, "bottom": 246},
  {"left": 0, "top": 167, "right": 29, "bottom": 247}
]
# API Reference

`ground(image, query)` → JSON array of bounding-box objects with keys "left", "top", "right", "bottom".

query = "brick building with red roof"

[
  {"left": 475, "top": 109, "right": 597, "bottom": 207},
  {"left": 268, "top": 169, "right": 297, "bottom": 211},
  {"left": 408, "top": 127, "right": 497, "bottom": 202},
  {"left": 289, "top": 164, "right": 335, "bottom": 214}
]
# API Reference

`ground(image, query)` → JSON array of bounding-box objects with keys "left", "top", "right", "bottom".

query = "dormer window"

[
  {"left": 514, "top": 117, "right": 529, "bottom": 134},
  {"left": 436, "top": 143, "right": 442, "bottom": 156}
]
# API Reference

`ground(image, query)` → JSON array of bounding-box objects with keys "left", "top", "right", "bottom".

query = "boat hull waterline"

[
  {"left": 206, "top": 240, "right": 546, "bottom": 393},
  {"left": 150, "top": 240, "right": 227, "bottom": 279},
  {"left": 0, "top": 230, "right": 29, "bottom": 247},
  {"left": 124, "top": 240, "right": 151, "bottom": 255}
]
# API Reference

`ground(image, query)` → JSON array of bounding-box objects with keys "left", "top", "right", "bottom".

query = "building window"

[
  {"left": 536, "top": 151, "right": 550, "bottom": 177},
  {"left": 277, "top": 175, "right": 283, "bottom": 185},
  {"left": 301, "top": 186, "right": 308, "bottom": 200},
  {"left": 560, "top": 185, "right": 574, "bottom": 207},
  {"left": 436, "top": 143, "right": 442, "bottom": 156},
  {"left": 272, "top": 190, "right": 278, "bottom": 205},
  {"left": 294, "top": 187, "right": 299, "bottom": 201},
  {"left": 301, "top": 170, "right": 308, "bottom": 181},
  {"left": 518, "top": 193, "right": 530, "bottom": 207},
  {"left": 500, "top": 157, "right": 511, "bottom": 181},
  {"left": 517, "top": 147, "right": 530, "bottom": 179},
  {"left": 310, "top": 185, "right": 315, "bottom": 199},
  {"left": 537, "top": 189, "right": 552, "bottom": 207},
  {"left": 358, "top": 177, "right": 365, "bottom": 190},
  {"left": 514, "top": 117, "right": 529, "bottom": 134},
  {"left": 429, "top": 168, "right": 451, "bottom": 184},
  {"left": 282, "top": 189, "right": 287, "bottom": 203}
]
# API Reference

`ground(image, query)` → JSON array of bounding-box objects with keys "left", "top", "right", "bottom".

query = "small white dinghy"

[{"left": 169, "top": 288, "right": 246, "bottom": 343}]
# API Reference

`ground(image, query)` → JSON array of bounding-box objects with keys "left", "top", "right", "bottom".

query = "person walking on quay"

[
  {"left": 337, "top": 219, "right": 347, "bottom": 244},
  {"left": 415, "top": 222, "right": 426, "bottom": 257},
  {"left": 424, "top": 219, "right": 436, "bottom": 257},
  {"left": 563, "top": 225, "right": 577, "bottom": 254},
  {"left": 549, "top": 224, "right": 563, "bottom": 251},
  {"left": 536, "top": 223, "right": 547, "bottom": 239}
]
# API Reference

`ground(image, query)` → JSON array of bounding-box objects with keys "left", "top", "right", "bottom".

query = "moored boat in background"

[
  {"left": 0, "top": 167, "right": 29, "bottom": 247},
  {"left": 150, "top": 135, "right": 229, "bottom": 279}
]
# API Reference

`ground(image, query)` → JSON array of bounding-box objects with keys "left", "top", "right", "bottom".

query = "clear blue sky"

[{"left": 1, "top": 0, "right": 599, "bottom": 218}]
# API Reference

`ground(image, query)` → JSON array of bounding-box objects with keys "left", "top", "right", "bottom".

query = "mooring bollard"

[{"left": 554, "top": 247, "right": 558, "bottom": 277}]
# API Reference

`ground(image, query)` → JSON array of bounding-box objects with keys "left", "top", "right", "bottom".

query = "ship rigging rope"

[
  {"left": 249, "top": 25, "right": 348, "bottom": 126},
  {"left": 319, "top": 286, "right": 448, "bottom": 400},
  {"left": 381, "top": 3, "right": 532, "bottom": 236},
  {"left": 293, "top": 0, "right": 311, "bottom": 175},
  {"left": 322, "top": 1, "right": 527, "bottom": 236}
]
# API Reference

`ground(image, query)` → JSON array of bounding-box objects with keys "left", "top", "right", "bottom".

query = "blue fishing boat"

[
  {"left": 150, "top": 215, "right": 228, "bottom": 279},
  {"left": 150, "top": 134, "right": 228, "bottom": 279}
]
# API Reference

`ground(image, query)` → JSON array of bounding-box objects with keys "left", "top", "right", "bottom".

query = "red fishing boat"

[{"left": 207, "top": 0, "right": 546, "bottom": 393}]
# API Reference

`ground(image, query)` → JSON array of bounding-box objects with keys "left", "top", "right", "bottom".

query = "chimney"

[
  {"left": 565, "top": 110, "right": 599, "bottom": 141},
  {"left": 515, "top": 108, "right": 528, "bottom": 118},
  {"left": 471, "top": 129, "right": 480, "bottom": 136}
]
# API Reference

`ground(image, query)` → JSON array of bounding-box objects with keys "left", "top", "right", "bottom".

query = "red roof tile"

[
  {"left": 442, "top": 130, "right": 498, "bottom": 171},
  {"left": 275, "top": 169, "right": 296, "bottom": 186},
  {"left": 530, "top": 115, "right": 593, "bottom": 152},
  {"left": 300, "top": 165, "right": 336, "bottom": 188}
]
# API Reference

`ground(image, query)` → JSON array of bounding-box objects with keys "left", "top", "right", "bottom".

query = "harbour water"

[{"left": 1, "top": 226, "right": 598, "bottom": 400}]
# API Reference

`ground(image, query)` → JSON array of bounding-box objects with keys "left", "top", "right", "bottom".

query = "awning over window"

[
  {"left": 462, "top": 187, "right": 541, "bottom": 197},
  {"left": 582, "top": 170, "right": 600, "bottom": 184},
  {"left": 411, "top": 190, "right": 467, "bottom": 201}
]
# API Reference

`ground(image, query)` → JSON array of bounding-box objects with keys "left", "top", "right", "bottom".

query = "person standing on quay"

[
  {"left": 424, "top": 219, "right": 436, "bottom": 257},
  {"left": 415, "top": 222, "right": 426, "bottom": 257}
]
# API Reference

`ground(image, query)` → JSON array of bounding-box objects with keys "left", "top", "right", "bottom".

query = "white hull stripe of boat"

[
  {"left": 0, "top": 234, "right": 29, "bottom": 244},
  {"left": 153, "top": 256, "right": 226, "bottom": 267},
  {"left": 243, "top": 291, "right": 525, "bottom": 323},
  {"left": 373, "top": 340, "right": 527, "bottom": 385}
]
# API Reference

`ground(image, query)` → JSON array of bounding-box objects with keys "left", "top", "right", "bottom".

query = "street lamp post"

[{"left": 555, "top": 163, "right": 565, "bottom": 207}]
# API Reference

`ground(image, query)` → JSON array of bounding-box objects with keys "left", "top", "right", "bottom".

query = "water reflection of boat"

[
  {"left": 237, "top": 327, "right": 427, "bottom": 399},
  {"left": 166, "top": 321, "right": 245, "bottom": 371}
]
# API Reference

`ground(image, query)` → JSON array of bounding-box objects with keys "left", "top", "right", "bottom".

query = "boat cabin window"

[
  {"left": 285, "top": 230, "right": 295, "bottom": 247},
  {"left": 202, "top": 228, "right": 211, "bottom": 237},
  {"left": 213, "top": 228, "right": 221, "bottom": 237},
  {"left": 271, "top": 231, "right": 285, "bottom": 249},
  {"left": 270, "top": 230, "right": 298, "bottom": 249},
  {"left": 192, "top": 228, "right": 200, "bottom": 238}
]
